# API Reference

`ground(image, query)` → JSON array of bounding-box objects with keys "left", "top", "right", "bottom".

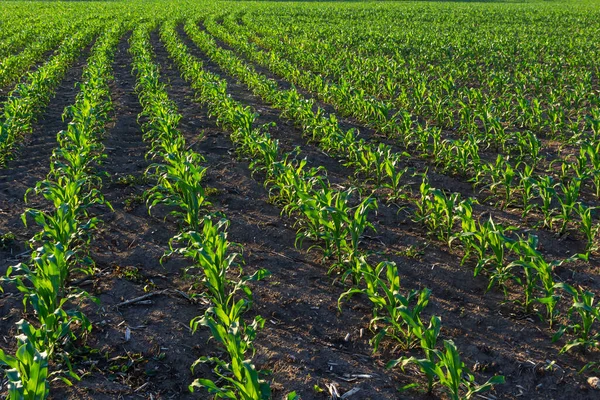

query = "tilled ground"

[
  {"left": 0, "top": 24, "right": 598, "bottom": 400},
  {"left": 0, "top": 44, "right": 91, "bottom": 360}
]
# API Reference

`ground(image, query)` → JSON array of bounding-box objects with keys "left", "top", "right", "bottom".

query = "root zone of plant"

[{"left": 0, "top": 27, "right": 598, "bottom": 400}]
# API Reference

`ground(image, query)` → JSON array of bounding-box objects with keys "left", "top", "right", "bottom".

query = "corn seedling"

[
  {"left": 415, "top": 176, "right": 463, "bottom": 244},
  {"left": 575, "top": 203, "right": 600, "bottom": 257},
  {"left": 508, "top": 235, "right": 565, "bottom": 325},
  {"left": 0, "top": 320, "right": 49, "bottom": 400},
  {"left": 389, "top": 340, "right": 504, "bottom": 399},
  {"left": 555, "top": 177, "right": 582, "bottom": 234},
  {"left": 517, "top": 163, "right": 537, "bottom": 218},
  {"left": 535, "top": 176, "right": 558, "bottom": 229},
  {"left": 339, "top": 260, "right": 432, "bottom": 352},
  {"left": 553, "top": 283, "right": 600, "bottom": 355}
]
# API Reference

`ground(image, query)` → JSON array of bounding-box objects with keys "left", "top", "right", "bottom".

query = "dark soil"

[
  {"left": 0, "top": 40, "right": 92, "bottom": 391},
  {"left": 0, "top": 42, "right": 91, "bottom": 271},
  {"left": 174, "top": 23, "right": 599, "bottom": 400},
  {"left": 1, "top": 23, "right": 599, "bottom": 400},
  {"left": 0, "top": 33, "right": 70, "bottom": 109}
]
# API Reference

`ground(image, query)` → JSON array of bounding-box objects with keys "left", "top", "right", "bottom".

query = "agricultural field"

[{"left": 1, "top": 0, "right": 600, "bottom": 398}]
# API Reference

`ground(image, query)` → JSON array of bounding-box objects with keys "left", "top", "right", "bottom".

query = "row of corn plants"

[
  {"left": 0, "top": 20, "right": 49, "bottom": 60},
  {"left": 129, "top": 21, "right": 271, "bottom": 399},
  {"left": 239, "top": 7, "right": 600, "bottom": 175},
  {"left": 189, "top": 14, "right": 595, "bottom": 307},
  {"left": 212, "top": 14, "right": 600, "bottom": 246},
  {"left": 181, "top": 17, "right": 391, "bottom": 286},
  {"left": 195, "top": 17, "right": 409, "bottom": 203},
  {"left": 0, "top": 20, "right": 78, "bottom": 89},
  {"left": 238, "top": 8, "right": 598, "bottom": 146},
  {"left": 236, "top": 9, "right": 600, "bottom": 229},
  {"left": 163, "top": 19, "right": 505, "bottom": 399},
  {"left": 0, "top": 14, "right": 47, "bottom": 57},
  {"left": 417, "top": 179, "right": 600, "bottom": 371},
  {"left": 205, "top": 13, "right": 600, "bottom": 329},
  {"left": 0, "top": 23, "right": 102, "bottom": 166},
  {"left": 189, "top": 17, "right": 600, "bottom": 376},
  {"left": 0, "top": 22, "right": 123, "bottom": 399}
]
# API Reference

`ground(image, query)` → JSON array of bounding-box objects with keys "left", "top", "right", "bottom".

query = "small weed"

[
  {"left": 395, "top": 244, "right": 425, "bottom": 259},
  {"left": 115, "top": 265, "right": 144, "bottom": 283},
  {"left": 114, "top": 174, "right": 148, "bottom": 187},
  {"left": 205, "top": 187, "right": 223, "bottom": 197},
  {"left": 0, "top": 231, "right": 16, "bottom": 248},
  {"left": 123, "top": 194, "right": 144, "bottom": 211}
]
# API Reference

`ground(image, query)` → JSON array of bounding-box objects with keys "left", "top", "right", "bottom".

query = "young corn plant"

[
  {"left": 268, "top": 158, "right": 324, "bottom": 210},
  {"left": 574, "top": 203, "right": 600, "bottom": 258},
  {"left": 390, "top": 313, "right": 442, "bottom": 363},
  {"left": 415, "top": 176, "right": 463, "bottom": 245},
  {"left": 0, "top": 321, "right": 49, "bottom": 400},
  {"left": 452, "top": 198, "right": 477, "bottom": 264},
  {"left": 555, "top": 177, "right": 582, "bottom": 235},
  {"left": 190, "top": 305, "right": 270, "bottom": 400},
  {"left": 338, "top": 260, "right": 432, "bottom": 352},
  {"left": 453, "top": 200, "right": 514, "bottom": 279},
  {"left": 535, "top": 176, "right": 558, "bottom": 230},
  {"left": 508, "top": 235, "right": 566, "bottom": 326},
  {"left": 383, "top": 152, "right": 409, "bottom": 202},
  {"left": 349, "top": 143, "right": 391, "bottom": 186},
  {"left": 513, "top": 131, "right": 541, "bottom": 167},
  {"left": 517, "top": 163, "right": 537, "bottom": 219},
  {"left": 389, "top": 340, "right": 504, "bottom": 399},
  {"left": 553, "top": 283, "right": 600, "bottom": 355},
  {"left": 174, "top": 218, "right": 270, "bottom": 399},
  {"left": 146, "top": 149, "right": 209, "bottom": 231},
  {"left": 452, "top": 207, "right": 515, "bottom": 295},
  {"left": 448, "top": 135, "right": 481, "bottom": 176},
  {"left": 588, "top": 109, "right": 600, "bottom": 142},
  {"left": 582, "top": 142, "right": 600, "bottom": 199},
  {"left": 571, "top": 151, "right": 591, "bottom": 183},
  {"left": 344, "top": 196, "right": 378, "bottom": 283},
  {"left": 480, "top": 155, "right": 515, "bottom": 209},
  {"left": 166, "top": 217, "right": 238, "bottom": 305},
  {"left": 292, "top": 187, "right": 350, "bottom": 266},
  {"left": 457, "top": 216, "right": 516, "bottom": 299},
  {"left": 291, "top": 186, "right": 377, "bottom": 282},
  {"left": 4, "top": 244, "right": 92, "bottom": 355}
]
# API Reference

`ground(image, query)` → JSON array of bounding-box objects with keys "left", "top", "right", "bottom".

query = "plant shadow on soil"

[{"left": 1, "top": 25, "right": 599, "bottom": 400}]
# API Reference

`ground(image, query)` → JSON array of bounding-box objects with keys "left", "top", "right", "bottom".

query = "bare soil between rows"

[{"left": 0, "top": 26, "right": 598, "bottom": 400}]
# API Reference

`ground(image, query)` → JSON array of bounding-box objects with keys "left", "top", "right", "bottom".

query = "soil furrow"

[
  {"left": 150, "top": 30, "right": 406, "bottom": 399},
  {"left": 51, "top": 34, "right": 205, "bottom": 399},
  {"left": 175, "top": 23, "right": 597, "bottom": 400},
  {"left": 0, "top": 38, "right": 93, "bottom": 384},
  {"left": 0, "top": 42, "right": 92, "bottom": 269}
]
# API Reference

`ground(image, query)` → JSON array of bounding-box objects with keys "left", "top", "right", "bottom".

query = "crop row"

[
  {"left": 0, "top": 3, "right": 598, "bottom": 397},
  {"left": 130, "top": 21, "right": 270, "bottom": 399},
  {"left": 211, "top": 14, "right": 600, "bottom": 246},
  {"left": 160, "top": 20, "right": 507, "bottom": 399},
  {"left": 240, "top": 6, "right": 600, "bottom": 144},
  {"left": 184, "top": 17, "right": 600, "bottom": 376},
  {"left": 0, "top": 17, "right": 61, "bottom": 60},
  {"left": 0, "top": 24, "right": 101, "bottom": 166},
  {"left": 0, "top": 21, "right": 78, "bottom": 90},
  {"left": 0, "top": 22, "right": 123, "bottom": 399}
]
